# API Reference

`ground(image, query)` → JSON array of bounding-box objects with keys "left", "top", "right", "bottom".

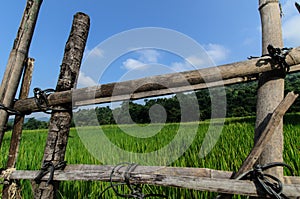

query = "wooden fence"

[{"left": 1, "top": 0, "right": 300, "bottom": 198}]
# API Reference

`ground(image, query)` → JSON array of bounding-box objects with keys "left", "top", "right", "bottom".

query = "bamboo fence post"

[
  {"left": 0, "top": 0, "right": 42, "bottom": 147},
  {"left": 32, "top": 12, "right": 90, "bottom": 199},
  {"left": 2, "top": 58, "right": 35, "bottom": 199},
  {"left": 256, "top": 0, "right": 284, "bottom": 180},
  {"left": 233, "top": 92, "right": 298, "bottom": 178},
  {"left": 218, "top": 92, "right": 298, "bottom": 198}
]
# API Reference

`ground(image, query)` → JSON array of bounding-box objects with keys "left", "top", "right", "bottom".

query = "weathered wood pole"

[
  {"left": 234, "top": 92, "right": 297, "bottom": 178},
  {"left": 218, "top": 92, "right": 298, "bottom": 199},
  {"left": 2, "top": 58, "right": 35, "bottom": 199},
  {"left": 11, "top": 47, "right": 300, "bottom": 113},
  {"left": 256, "top": 0, "right": 284, "bottom": 179},
  {"left": 0, "top": 0, "right": 43, "bottom": 147},
  {"left": 32, "top": 12, "right": 90, "bottom": 199}
]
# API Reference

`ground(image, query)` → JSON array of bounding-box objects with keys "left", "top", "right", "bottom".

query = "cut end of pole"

[{"left": 74, "top": 12, "right": 90, "bottom": 19}]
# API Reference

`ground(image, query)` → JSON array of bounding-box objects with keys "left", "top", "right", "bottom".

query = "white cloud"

[
  {"left": 169, "top": 43, "right": 229, "bottom": 71},
  {"left": 170, "top": 61, "right": 193, "bottom": 72},
  {"left": 89, "top": 46, "right": 104, "bottom": 57},
  {"left": 283, "top": 15, "right": 300, "bottom": 46},
  {"left": 122, "top": 58, "right": 146, "bottom": 70},
  {"left": 168, "top": 43, "right": 230, "bottom": 72},
  {"left": 170, "top": 55, "right": 208, "bottom": 72},
  {"left": 186, "top": 55, "right": 206, "bottom": 67},
  {"left": 139, "top": 49, "right": 160, "bottom": 63},
  {"left": 282, "top": 1, "right": 300, "bottom": 46},
  {"left": 26, "top": 112, "right": 50, "bottom": 120},
  {"left": 204, "top": 43, "right": 230, "bottom": 64},
  {"left": 122, "top": 49, "right": 161, "bottom": 71},
  {"left": 83, "top": 46, "right": 104, "bottom": 63},
  {"left": 122, "top": 44, "right": 229, "bottom": 73},
  {"left": 77, "top": 71, "right": 98, "bottom": 88}
]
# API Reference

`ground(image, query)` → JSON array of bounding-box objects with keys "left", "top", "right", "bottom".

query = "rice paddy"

[{"left": 0, "top": 115, "right": 299, "bottom": 198}]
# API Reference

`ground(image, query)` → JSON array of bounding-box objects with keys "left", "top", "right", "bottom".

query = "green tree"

[
  {"left": 73, "top": 109, "right": 98, "bottom": 126},
  {"left": 23, "top": 118, "right": 48, "bottom": 130},
  {"left": 95, "top": 106, "right": 115, "bottom": 125}
]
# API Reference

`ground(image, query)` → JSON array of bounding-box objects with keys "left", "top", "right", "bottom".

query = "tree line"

[
  {"left": 6, "top": 117, "right": 48, "bottom": 131},
  {"left": 73, "top": 73, "right": 300, "bottom": 126},
  {"left": 73, "top": 84, "right": 257, "bottom": 126},
  {"left": 6, "top": 73, "right": 300, "bottom": 129}
]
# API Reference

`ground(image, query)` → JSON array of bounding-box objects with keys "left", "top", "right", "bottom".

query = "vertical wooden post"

[
  {"left": 32, "top": 12, "right": 90, "bottom": 199},
  {"left": 256, "top": 0, "right": 284, "bottom": 179},
  {"left": 0, "top": 0, "right": 43, "bottom": 147},
  {"left": 2, "top": 58, "right": 35, "bottom": 199}
]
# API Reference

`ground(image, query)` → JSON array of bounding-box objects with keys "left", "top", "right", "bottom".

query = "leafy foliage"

[
  {"left": 23, "top": 117, "right": 48, "bottom": 130},
  {"left": 73, "top": 73, "right": 300, "bottom": 126},
  {"left": 6, "top": 117, "right": 48, "bottom": 130}
]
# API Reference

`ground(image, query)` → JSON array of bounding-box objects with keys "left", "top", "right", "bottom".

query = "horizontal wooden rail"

[
  {"left": 12, "top": 47, "right": 300, "bottom": 112},
  {"left": 3, "top": 165, "right": 300, "bottom": 197}
]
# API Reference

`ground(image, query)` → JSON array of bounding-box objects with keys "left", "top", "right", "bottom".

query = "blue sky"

[{"left": 0, "top": 1, "right": 299, "bottom": 100}]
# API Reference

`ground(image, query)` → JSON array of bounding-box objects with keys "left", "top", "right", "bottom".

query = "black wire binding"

[
  {"left": 99, "top": 162, "right": 167, "bottom": 199},
  {"left": 33, "top": 87, "right": 70, "bottom": 114},
  {"left": 34, "top": 160, "right": 67, "bottom": 186},
  {"left": 0, "top": 103, "right": 22, "bottom": 116},
  {"left": 267, "top": 45, "right": 292, "bottom": 74},
  {"left": 236, "top": 162, "right": 294, "bottom": 199},
  {"left": 279, "top": 2, "right": 284, "bottom": 18},
  {"left": 33, "top": 87, "right": 55, "bottom": 114},
  {"left": 248, "top": 45, "right": 292, "bottom": 76}
]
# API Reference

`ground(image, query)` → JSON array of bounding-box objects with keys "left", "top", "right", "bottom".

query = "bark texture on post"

[
  {"left": 0, "top": 0, "right": 42, "bottom": 147},
  {"left": 32, "top": 12, "right": 90, "bottom": 199},
  {"left": 2, "top": 58, "right": 35, "bottom": 199},
  {"left": 256, "top": 0, "right": 284, "bottom": 179}
]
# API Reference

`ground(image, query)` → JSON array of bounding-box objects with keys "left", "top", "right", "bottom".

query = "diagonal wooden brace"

[{"left": 218, "top": 91, "right": 298, "bottom": 198}]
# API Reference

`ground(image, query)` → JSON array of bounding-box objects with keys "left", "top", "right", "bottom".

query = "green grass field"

[{"left": 0, "top": 115, "right": 299, "bottom": 198}]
